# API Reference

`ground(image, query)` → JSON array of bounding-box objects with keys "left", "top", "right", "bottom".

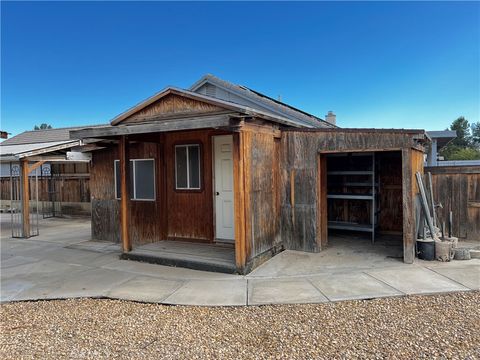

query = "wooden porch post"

[
  {"left": 233, "top": 131, "right": 247, "bottom": 272},
  {"left": 119, "top": 135, "right": 131, "bottom": 252},
  {"left": 20, "top": 159, "right": 30, "bottom": 238},
  {"left": 316, "top": 154, "right": 328, "bottom": 250},
  {"left": 402, "top": 148, "right": 415, "bottom": 264}
]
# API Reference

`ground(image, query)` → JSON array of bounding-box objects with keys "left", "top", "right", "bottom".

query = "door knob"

[{"left": 216, "top": 192, "right": 220, "bottom": 196}]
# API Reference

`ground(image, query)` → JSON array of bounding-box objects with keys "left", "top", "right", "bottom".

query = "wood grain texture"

[
  {"left": 119, "top": 135, "right": 131, "bottom": 252},
  {"left": 121, "top": 94, "right": 226, "bottom": 124},
  {"left": 402, "top": 148, "right": 424, "bottom": 263},
  {"left": 378, "top": 152, "right": 403, "bottom": 232},
  {"left": 426, "top": 166, "right": 480, "bottom": 241},
  {"left": 233, "top": 131, "right": 246, "bottom": 270},
  {"left": 1, "top": 177, "right": 90, "bottom": 203},
  {"left": 90, "top": 141, "right": 161, "bottom": 245},
  {"left": 164, "top": 129, "right": 214, "bottom": 241},
  {"left": 317, "top": 154, "right": 328, "bottom": 249},
  {"left": 280, "top": 130, "right": 425, "bottom": 260}
]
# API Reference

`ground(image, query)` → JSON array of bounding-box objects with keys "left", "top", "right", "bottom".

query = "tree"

[
  {"left": 471, "top": 121, "right": 480, "bottom": 148},
  {"left": 448, "top": 116, "right": 471, "bottom": 147},
  {"left": 447, "top": 147, "right": 480, "bottom": 160},
  {"left": 33, "top": 123, "right": 52, "bottom": 130},
  {"left": 440, "top": 117, "right": 480, "bottom": 160}
]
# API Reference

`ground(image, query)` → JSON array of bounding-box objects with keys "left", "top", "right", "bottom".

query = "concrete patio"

[{"left": 1, "top": 215, "right": 478, "bottom": 306}]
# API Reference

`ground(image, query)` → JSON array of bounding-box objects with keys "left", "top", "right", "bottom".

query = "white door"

[{"left": 214, "top": 135, "right": 235, "bottom": 241}]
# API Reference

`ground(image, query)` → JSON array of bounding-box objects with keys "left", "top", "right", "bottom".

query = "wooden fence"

[
  {"left": 425, "top": 166, "right": 480, "bottom": 241},
  {"left": 0, "top": 176, "right": 90, "bottom": 203}
]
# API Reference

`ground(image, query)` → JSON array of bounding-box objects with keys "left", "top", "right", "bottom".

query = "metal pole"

[{"left": 10, "top": 162, "right": 13, "bottom": 238}]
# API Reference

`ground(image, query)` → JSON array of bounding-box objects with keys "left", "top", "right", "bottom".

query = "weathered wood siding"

[
  {"left": 378, "top": 152, "right": 403, "bottom": 232},
  {"left": 90, "top": 142, "right": 161, "bottom": 244},
  {"left": 121, "top": 94, "right": 226, "bottom": 124},
  {"left": 243, "top": 129, "right": 281, "bottom": 265},
  {"left": 90, "top": 145, "right": 120, "bottom": 242},
  {"left": 280, "top": 130, "right": 425, "bottom": 254},
  {"left": 1, "top": 162, "right": 90, "bottom": 203},
  {"left": 426, "top": 166, "right": 480, "bottom": 241},
  {"left": 164, "top": 130, "right": 214, "bottom": 241},
  {"left": 90, "top": 129, "right": 221, "bottom": 245}
]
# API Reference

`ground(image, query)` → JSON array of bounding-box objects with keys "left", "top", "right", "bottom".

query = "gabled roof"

[
  {"left": 109, "top": 87, "right": 304, "bottom": 128},
  {"left": 190, "top": 74, "right": 334, "bottom": 128}
]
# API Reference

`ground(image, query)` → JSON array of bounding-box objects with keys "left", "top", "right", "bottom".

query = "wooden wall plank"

[
  {"left": 122, "top": 94, "right": 226, "bottom": 124},
  {"left": 119, "top": 135, "right": 131, "bottom": 252},
  {"left": 280, "top": 131, "right": 424, "bottom": 256},
  {"left": 164, "top": 129, "right": 214, "bottom": 241},
  {"left": 233, "top": 132, "right": 246, "bottom": 271},
  {"left": 426, "top": 166, "right": 480, "bottom": 241},
  {"left": 317, "top": 154, "right": 328, "bottom": 249},
  {"left": 401, "top": 148, "right": 414, "bottom": 263}
]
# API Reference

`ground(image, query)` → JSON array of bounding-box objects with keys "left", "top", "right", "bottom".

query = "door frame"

[{"left": 212, "top": 134, "right": 235, "bottom": 243}]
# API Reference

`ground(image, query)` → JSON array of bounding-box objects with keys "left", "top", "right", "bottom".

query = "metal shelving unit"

[{"left": 327, "top": 153, "right": 379, "bottom": 243}]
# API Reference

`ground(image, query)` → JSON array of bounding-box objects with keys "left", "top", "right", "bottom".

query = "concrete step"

[{"left": 120, "top": 252, "right": 237, "bottom": 274}]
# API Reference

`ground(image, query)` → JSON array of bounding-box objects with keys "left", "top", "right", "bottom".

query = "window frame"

[
  {"left": 114, "top": 158, "right": 156, "bottom": 201},
  {"left": 174, "top": 143, "right": 202, "bottom": 191}
]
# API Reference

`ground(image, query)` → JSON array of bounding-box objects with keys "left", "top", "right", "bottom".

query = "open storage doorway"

[{"left": 324, "top": 151, "right": 404, "bottom": 260}]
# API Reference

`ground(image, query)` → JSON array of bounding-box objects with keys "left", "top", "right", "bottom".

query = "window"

[
  {"left": 114, "top": 159, "right": 155, "bottom": 201},
  {"left": 175, "top": 144, "right": 201, "bottom": 190}
]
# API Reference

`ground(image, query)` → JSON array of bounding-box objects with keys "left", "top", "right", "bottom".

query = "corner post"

[
  {"left": 119, "top": 135, "right": 131, "bottom": 252},
  {"left": 20, "top": 159, "right": 30, "bottom": 238},
  {"left": 316, "top": 153, "right": 328, "bottom": 250},
  {"left": 402, "top": 148, "right": 415, "bottom": 263},
  {"left": 233, "top": 131, "right": 247, "bottom": 272}
]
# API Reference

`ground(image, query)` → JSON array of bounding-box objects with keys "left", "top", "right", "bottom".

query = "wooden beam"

[
  {"left": 402, "top": 148, "right": 423, "bottom": 264},
  {"left": 316, "top": 154, "right": 328, "bottom": 249},
  {"left": 28, "top": 160, "right": 46, "bottom": 174},
  {"left": 119, "top": 135, "right": 131, "bottom": 252},
  {"left": 20, "top": 159, "right": 30, "bottom": 238},
  {"left": 233, "top": 131, "right": 246, "bottom": 272},
  {"left": 158, "top": 133, "right": 168, "bottom": 240},
  {"left": 71, "top": 115, "right": 240, "bottom": 139}
]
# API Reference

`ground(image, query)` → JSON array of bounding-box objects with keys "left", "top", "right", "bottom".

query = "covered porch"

[{"left": 71, "top": 88, "right": 288, "bottom": 274}]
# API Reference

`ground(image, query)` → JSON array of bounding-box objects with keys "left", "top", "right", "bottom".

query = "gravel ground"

[{"left": 1, "top": 292, "right": 479, "bottom": 359}]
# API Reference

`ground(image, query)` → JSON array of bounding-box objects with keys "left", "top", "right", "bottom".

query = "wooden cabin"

[{"left": 72, "top": 75, "right": 429, "bottom": 274}]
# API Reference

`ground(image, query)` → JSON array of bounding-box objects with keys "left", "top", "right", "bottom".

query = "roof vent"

[
  {"left": 325, "top": 111, "right": 336, "bottom": 125},
  {"left": 205, "top": 83, "right": 217, "bottom": 98}
]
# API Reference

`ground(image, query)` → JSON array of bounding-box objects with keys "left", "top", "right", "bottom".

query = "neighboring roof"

[
  {"left": 109, "top": 87, "right": 304, "bottom": 128},
  {"left": 190, "top": 74, "right": 334, "bottom": 128},
  {"left": 0, "top": 125, "right": 104, "bottom": 146},
  {"left": 426, "top": 130, "right": 456, "bottom": 149}
]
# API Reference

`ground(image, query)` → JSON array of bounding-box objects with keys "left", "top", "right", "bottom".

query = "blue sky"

[{"left": 1, "top": 1, "right": 479, "bottom": 136}]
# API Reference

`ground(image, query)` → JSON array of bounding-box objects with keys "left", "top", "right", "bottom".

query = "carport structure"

[{"left": 0, "top": 128, "right": 97, "bottom": 238}]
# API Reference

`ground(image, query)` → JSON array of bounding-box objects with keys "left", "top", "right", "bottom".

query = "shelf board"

[
  {"left": 327, "top": 171, "right": 373, "bottom": 175},
  {"left": 327, "top": 194, "right": 374, "bottom": 200},
  {"left": 328, "top": 221, "right": 374, "bottom": 232},
  {"left": 328, "top": 182, "right": 378, "bottom": 187}
]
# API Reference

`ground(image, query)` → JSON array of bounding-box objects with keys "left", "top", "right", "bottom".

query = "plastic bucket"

[{"left": 416, "top": 239, "right": 435, "bottom": 260}]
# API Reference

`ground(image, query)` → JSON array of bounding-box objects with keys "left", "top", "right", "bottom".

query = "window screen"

[
  {"left": 134, "top": 160, "right": 155, "bottom": 200},
  {"left": 114, "top": 159, "right": 155, "bottom": 200},
  {"left": 175, "top": 144, "right": 201, "bottom": 189}
]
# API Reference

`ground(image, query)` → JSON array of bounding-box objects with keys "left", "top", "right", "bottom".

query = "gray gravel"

[{"left": 1, "top": 292, "right": 479, "bottom": 359}]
